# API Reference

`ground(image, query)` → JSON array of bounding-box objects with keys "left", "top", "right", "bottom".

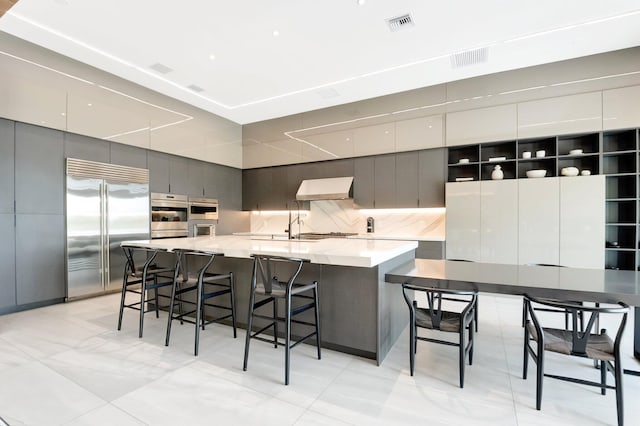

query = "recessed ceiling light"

[
  {"left": 61, "top": 112, "right": 66, "bottom": 116},
  {"left": 272, "top": 30, "right": 280, "bottom": 37},
  {"left": 209, "top": 54, "right": 216, "bottom": 60},
  {"left": 357, "top": 0, "right": 366, "bottom": 5},
  {"left": 87, "top": 103, "right": 92, "bottom": 107}
]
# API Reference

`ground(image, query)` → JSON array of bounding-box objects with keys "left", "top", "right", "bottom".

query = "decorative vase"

[{"left": 491, "top": 165, "right": 504, "bottom": 180}]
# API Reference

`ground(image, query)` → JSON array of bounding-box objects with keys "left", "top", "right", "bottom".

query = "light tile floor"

[{"left": 1, "top": 293, "right": 639, "bottom": 425}]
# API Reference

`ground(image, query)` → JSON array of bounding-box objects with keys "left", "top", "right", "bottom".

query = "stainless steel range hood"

[{"left": 295, "top": 176, "right": 354, "bottom": 201}]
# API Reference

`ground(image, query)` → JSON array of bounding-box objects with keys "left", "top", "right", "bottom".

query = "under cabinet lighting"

[
  {"left": 252, "top": 210, "right": 309, "bottom": 216},
  {"left": 359, "top": 208, "right": 446, "bottom": 215}
]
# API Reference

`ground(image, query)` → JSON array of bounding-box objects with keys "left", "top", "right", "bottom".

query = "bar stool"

[
  {"left": 118, "top": 245, "right": 178, "bottom": 338},
  {"left": 165, "top": 250, "right": 236, "bottom": 356},
  {"left": 243, "top": 254, "right": 321, "bottom": 385}
]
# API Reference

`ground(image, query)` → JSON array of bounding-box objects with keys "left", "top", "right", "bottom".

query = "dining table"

[{"left": 385, "top": 259, "right": 640, "bottom": 374}]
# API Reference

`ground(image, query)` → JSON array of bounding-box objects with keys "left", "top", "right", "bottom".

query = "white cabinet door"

[
  {"left": 446, "top": 105, "right": 517, "bottom": 146},
  {"left": 395, "top": 115, "right": 444, "bottom": 151},
  {"left": 518, "top": 177, "right": 560, "bottom": 265},
  {"left": 481, "top": 180, "right": 518, "bottom": 264},
  {"left": 517, "top": 92, "right": 602, "bottom": 139},
  {"left": 603, "top": 85, "right": 640, "bottom": 130},
  {"left": 559, "top": 175, "right": 605, "bottom": 268},
  {"left": 446, "top": 182, "right": 481, "bottom": 261}
]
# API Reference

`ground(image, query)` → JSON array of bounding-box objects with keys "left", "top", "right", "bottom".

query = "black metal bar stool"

[
  {"left": 118, "top": 245, "right": 178, "bottom": 338},
  {"left": 165, "top": 250, "right": 236, "bottom": 356},
  {"left": 243, "top": 254, "right": 321, "bottom": 385}
]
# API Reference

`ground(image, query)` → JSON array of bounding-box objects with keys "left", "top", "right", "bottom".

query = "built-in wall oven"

[
  {"left": 188, "top": 196, "right": 219, "bottom": 237},
  {"left": 151, "top": 193, "right": 188, "bottom": 239},
  {"left": 188, "top": 197, "right": 219, "bottom": 220}
]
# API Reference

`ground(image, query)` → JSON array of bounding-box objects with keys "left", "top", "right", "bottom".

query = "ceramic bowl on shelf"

[
  {"left": 561, "top": 167, "right": 579, "bottom": 176},
  {"left": 458, "top": 158, "right": 470, "bottom": 164},
  {"left": 526, "top": 169, "right": 546, "bottom": 178},
  {"left": 569, "top": 149, "right": 583, "bottom": 155}
]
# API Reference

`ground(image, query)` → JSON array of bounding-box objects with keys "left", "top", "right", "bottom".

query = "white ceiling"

[{"left": 1, "top": 0, "right": 640, "bottom": 125}]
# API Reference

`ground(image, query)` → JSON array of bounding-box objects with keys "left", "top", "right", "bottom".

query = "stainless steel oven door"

[
  {"left": 151, "top": 193, "right": 188, "bottom": 238},
  {"left": 188, "top": 197, "right": 219, "bottom": 220}
]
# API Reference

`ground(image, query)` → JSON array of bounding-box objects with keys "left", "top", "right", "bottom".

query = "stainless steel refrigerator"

[{"left": 66, "top": 158, "right": 150, "bottom": 299}]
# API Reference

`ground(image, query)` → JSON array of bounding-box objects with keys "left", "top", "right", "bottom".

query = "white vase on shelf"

[{"left": 491, "top": 165, "right": 504, "bottom": 180}]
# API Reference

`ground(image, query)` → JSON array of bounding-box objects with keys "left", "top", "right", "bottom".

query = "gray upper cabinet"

[
  {"left": 187, "top": 159, "right": 205, "bottom": 196},
  {"left": 15, "top": 123, "right": 64, "bottom": 215},
  {"left": 242, "top": 168, "right": 262, "bottom": 210},
  {"left": 396, "top": 152, "right": 419, "bottom": 207},
  {"left": 418, "top": 148, "right": 445, "bottom": 207},
  {"left": 255, "top": 168, "right": 274, "bottom": 210},
  {"left": 286, "top": 164, "right": 304, "bottom": 209},
  {"left": 221, "top": 166, "right": 242, "bottom": 210},
  {"left": 204, "top": 163, "right": 223, "bottom": 199},
  {"left": 205, "top": 164, "right": 241, "bottom": 209},
  {"left": 243, "top": 148, "right": 445, "bottom": 210},
  {"left": 242, "top": 169, "right": 256, "bottom": 210},
  {"left": 148, "top": 150, "right": 170, "bottom": 193},
  {"left": 374, "top": 154, "right": 396, "bottom": 208},
  {"left": 269, "top": 166, "right": 288, "bottom": 210},
  {"left": 312, "top": 158, "right": 354, "bottom": 180},
  {"left": 169, "top": 156, "right": 189, "bottom": 195},
  {"left": 354, "top": 157, "right": 375, "bottom": 208},
  {"left": 230, "top": 167, "right": 243, "bottom": 210},
  {"left": 110, "top": 143, "right": 147, "bottom": 169},
  {"left": 0, "top": 214, "right": 15, "bottom": 310},
  {"left": 15, "top": 214, "right": 65, "bottom": 305},
  {"left": 64, "top": 132, "right": 110, "bottom": 163},
  {"left": 0, "top": 119, "right": 14, "bottom": 214}
]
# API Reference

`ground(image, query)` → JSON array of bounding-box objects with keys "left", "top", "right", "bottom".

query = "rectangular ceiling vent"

[
  {"left": 450, "top": 47, "right": 488, "bottom": 68},
  {"left": 187, "top": 84, "right": 205, "bottom": 93},
  {"left": 387, "top": 14, "right": 414, "bottom": 32},
  {"left": 149, "top": 62, "right": 173, "bottom": 74}
]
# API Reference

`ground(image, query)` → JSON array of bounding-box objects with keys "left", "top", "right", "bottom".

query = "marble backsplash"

[{"left": 250, "top": 200, "right": 445, "bottom": 239}]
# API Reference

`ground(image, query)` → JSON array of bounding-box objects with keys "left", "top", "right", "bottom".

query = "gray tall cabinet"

[
  {"left": 0, "top": 118, "right": 244, "bottom": 314},
  {"left": 14, "top": 123, "right": 66, "bottom": 306},
  {"left": 0, "top": 119, "right": 15, "bottom": 309}
]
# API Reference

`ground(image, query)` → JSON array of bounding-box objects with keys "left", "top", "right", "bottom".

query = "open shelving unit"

[
  {"left": 447, "top": 128, "right": 640, "bottom": 271},
  {"left": 602, "top": 129, "right": 638, "bottom": 270}
]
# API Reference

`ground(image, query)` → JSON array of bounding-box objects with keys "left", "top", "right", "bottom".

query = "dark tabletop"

[{"left": 385, "top": 259, "right": 640, "bottom": 306}]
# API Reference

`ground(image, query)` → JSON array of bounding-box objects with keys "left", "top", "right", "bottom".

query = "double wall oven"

[
  {"left": 151, "top": 193, "right": 188, "bottom": 239},
  {"left": 151, "top": 193, "right": 219, "bottom": 238}
]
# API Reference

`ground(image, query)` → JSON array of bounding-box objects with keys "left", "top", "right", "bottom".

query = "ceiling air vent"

[
  {"left": 149, "top": 62, "right": 173, "bottom": 74},
  {"left": 187, "top": 84, "right": 205, "bottom": 93},
  {"left": 387, "top": 14, "right": 414, "bottom": 32},
  {"left": 450, "top": 47, "right": 488, "bottom": 69}
]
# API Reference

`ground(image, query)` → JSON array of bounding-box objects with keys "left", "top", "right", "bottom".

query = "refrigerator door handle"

[
  {"left": 99, "top": 181, "right": 105, "bottom": 289},
  {"left": 104, "top": 181, "right": 110, "bottom": 289}
]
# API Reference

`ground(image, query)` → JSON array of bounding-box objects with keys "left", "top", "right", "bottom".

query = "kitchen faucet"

[{"left": 286, "top": 200, "right": 302, "bottom": 239}]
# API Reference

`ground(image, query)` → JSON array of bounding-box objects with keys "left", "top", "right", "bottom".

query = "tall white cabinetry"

[
  {"left": 481, "top": 180, "right": 518, "bottom": 264},
  {"left": 518, "top": 178, "right": 560, "bottom": 265},
  {"left": 446, "top": 176, "right": 605, "bottom": 268},
  {"left": 559, "top": 175, "right": 605, "bottom": 268},
  {"left": 445, "top": 182, "right": 480, "bottom": 261}
]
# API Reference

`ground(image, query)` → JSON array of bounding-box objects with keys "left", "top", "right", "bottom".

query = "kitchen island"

[{"left": 122, "top": 235, "right": 418, "bottom": 364}]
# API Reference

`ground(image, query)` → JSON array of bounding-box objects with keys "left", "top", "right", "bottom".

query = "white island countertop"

[{"left": 122, "top": 235, "right": 418, "bottom": 268}]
